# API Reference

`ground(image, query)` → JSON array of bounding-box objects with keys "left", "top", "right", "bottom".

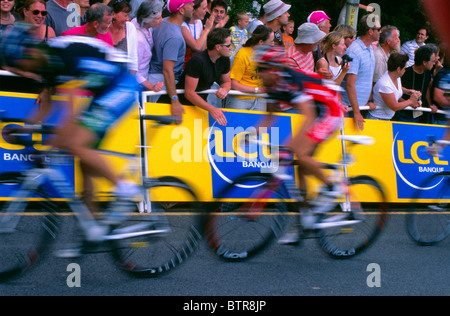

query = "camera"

[{"left": 342, "top": 54, "right": 353, "bottom": 64}]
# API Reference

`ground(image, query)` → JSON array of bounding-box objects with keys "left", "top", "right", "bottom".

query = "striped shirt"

[
  {"left": 401, "top": 39, "right": 426, "bottom": 68},
  {"left": 285, "top": 46, "right": 314, "bottom": 72},
  {"left": 341, "top": 38, "right": 375, "bottom": 107}
]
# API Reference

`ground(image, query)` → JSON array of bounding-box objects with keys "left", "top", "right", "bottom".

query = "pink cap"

[
  {"left": 166, "top": 0, "right": 194, "bottom": 13},
  {"left": 307, "top": 10, "right": 331, "bottom": 25}
]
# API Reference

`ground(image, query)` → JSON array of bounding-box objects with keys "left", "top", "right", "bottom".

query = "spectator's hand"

[
  {"left": 170, "top": 99, "right": 185, "bottom": 124},
  {"left": 216, "top": 15, "right": 229, "bottom": 28},
  {"left": 367, "top": 101, "right": 377, "bottom": 110},
  {"left": 341, "top": 104, "right": 350, "bottom": 113},
  {"left": 316, "top": 68, "right": 333, "bottom": 80},
  {"left": 215, "top": 86, "right": 229, "bottom": 100},
  {"left": 211, "top": 107, "right": 227, "bottom": 126},
  {"left": 353, "top": 112, "right": 365, "bottom": 131},
  {"left": 204, "top": 15, "right": 214, "bottom": 31},
  {"left": 152, "top": 81, "right": 164, "bottom": 92},
  {"left": 430, "top": 104, "right": 438, "bottom": 113},
  {"left": 342, "top": 62, "right": 351, "bottom": 73}
]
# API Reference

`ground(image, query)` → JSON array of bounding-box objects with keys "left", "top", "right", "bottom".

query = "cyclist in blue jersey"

[{"left": 1, "top": 24, "right": 141, "bottom": 242}]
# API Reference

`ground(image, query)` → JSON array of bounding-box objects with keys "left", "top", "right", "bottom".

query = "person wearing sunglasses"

[
  {"left": 21, "top": 0, "right": 55, "bottom": 42},
  {"left": 178, "top": 27, "right": 231, "bottom": 126}
]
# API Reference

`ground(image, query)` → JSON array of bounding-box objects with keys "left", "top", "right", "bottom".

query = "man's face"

[
  {"left": 95, "top": 14, "right": 112, "bottom": 34},
  {"left": 387, "top": 29, "right": 401, "bottom": 51},
  {"left": 424, "top": 53, "right": 437, "bottom": 71},
  {"left": 319, "top": 19, "right": 331, "bottom": 34},
  {"left": 212, "top": 5, "right": 226, "bottom": 24},
  {"left": 182, "top": 2, "right": 194, "bottom": 20},
  {"left": 278, "top": 11, "right": 290, "bottom": 26},
  {"left": 416, "top": 28, "right": 428, "bottom": 44},
  {"left": 219, "top": 37, "right": 232, "bottom": 57}
]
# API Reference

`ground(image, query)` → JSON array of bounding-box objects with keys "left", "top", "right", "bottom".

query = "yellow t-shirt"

[{"left": 230, "top": 46, "right": 262, "bottom": 100}]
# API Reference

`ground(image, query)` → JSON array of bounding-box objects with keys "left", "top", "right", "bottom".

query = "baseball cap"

[
  {"left": 166, "top": 0, "right": 194, "bottom": 13},
  {"left": 307, "top": 10, "right": 331, "bottom": 25}
]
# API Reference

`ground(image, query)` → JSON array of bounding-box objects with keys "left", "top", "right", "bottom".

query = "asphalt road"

[{"left": 0, "top": 213, "right": 448, "bottom": 298}]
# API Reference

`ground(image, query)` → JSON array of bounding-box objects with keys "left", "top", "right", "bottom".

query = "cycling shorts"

[{"left": 303, "top": 81, "right": 343, "bottom": 144}]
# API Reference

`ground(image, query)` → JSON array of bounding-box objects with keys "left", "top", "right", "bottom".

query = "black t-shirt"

[
  {"left": 177, "top": 50, "right": 230, "bottom": 105},
  {"left": 401, "top": 66, "right": 432, "bottom": 108}
]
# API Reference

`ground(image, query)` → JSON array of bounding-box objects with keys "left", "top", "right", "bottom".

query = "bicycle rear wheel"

[
  {"left": 406, "top": 171, "right": 450, "bottom": 246},
  {"left": 111, "top": 176, "right": 203, "bottom": 277},
  {"left": 204, "top": 173, "right": 289, "bottom": 262},
  {"left": 317, "top": 176, "right": 388, "bottom": 259},
  {"left": 0, "top": 172, "right": 59, "bottom": 282}
]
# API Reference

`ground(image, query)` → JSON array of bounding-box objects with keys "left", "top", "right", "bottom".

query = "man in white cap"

[
  {"left": 285, "top": 22, "right": 326, "bottom": 72},
  {"left": 148, "top": 0, "right": 195, "bottom": 121},
  {"left": 263, "top": 0, "right": 291, "bottom": 46}
]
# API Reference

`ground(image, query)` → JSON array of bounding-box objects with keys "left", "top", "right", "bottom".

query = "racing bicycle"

[
  {"left": 204, "top": 134, "right": 389, "bottom": 260},
  {"left": 406, "top": 137, "right": 450, "bottom": 246},
  {"left": 0, "top": 114, "right": 203, "bottom": 282}
]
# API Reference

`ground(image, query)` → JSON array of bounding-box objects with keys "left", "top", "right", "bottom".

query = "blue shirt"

[
  {"left": 341, "top": 38, "right": 375, "bottom": 107},
  {"left": 149, "top": 18, "right": 186, "bottom": 80}
]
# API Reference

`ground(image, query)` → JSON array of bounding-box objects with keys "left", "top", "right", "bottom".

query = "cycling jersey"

[
  {"left": 39, "top": 36, "right": 139, "bottom": 144},
  {"left": 266, "top": 67, "right": 343, "bottom": 143}
]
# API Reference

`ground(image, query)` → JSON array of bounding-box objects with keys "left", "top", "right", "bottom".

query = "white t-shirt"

[{"left": 371, "top": 71, "right": 403, "bottom": 119}]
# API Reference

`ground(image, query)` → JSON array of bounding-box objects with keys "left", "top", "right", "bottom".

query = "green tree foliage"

[{"left": 225, "top": 0, "right": 437, "bottom": 45}]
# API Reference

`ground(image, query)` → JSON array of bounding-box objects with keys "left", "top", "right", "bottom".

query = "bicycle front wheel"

[
  {"left": 111, "top": 176, "right": 203, "bottom": 277},
  {"left": 406, "top": 171, "right": 450, "bottom": 246},
  {"left": 0, "top": 172, "right": 59, "bottom": 282},
  {"left": 317, "top": 176, "right": 388, "bottom": 259},
  {"left": 204, "top": 173, "right": 289, "bottom": 262}
]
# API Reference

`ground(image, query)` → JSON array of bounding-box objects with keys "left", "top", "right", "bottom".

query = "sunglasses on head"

[{"left": 31, "top": 10, "right": 48, "bottom": 16}]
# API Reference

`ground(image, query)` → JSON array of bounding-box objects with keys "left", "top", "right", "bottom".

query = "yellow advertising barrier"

[
  {"left": 142, "top": 102, "right": 449, "bottom": 203},
  {"left": 1, "top": 89, "right": 448, "bottom": 204}
]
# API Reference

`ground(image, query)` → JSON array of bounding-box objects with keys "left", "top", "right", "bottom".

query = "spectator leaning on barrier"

[
  {"left": 21, "top": 0, "right": 56, "bottom": 42},
  {"left": 131, "top": 0, "right": 164, "bottom": 92},
  {"left": 285, "top": 22, "right": 326, "bottom": 74},
  {"left": 392, "top": 44, "right": 436, "bottom": 123},
  {"left": 44, "top": 0, "right": 74, "bottom": 36},
  {"left": 315, "top": 31, "right": 350, "bottom": 85},
  {"left": 342, "top": 14, "right": 380, "bottom": 131},
  {"left": 179, "top": 27, "right": 231, "bottom": 126},
  {"left": 225, "top": 25, "right": 274, "bottom": 112},
  {"left": 263, "top": 0, "right": 290, "bottom": 47},
  {"left": 148, "top": 0, "right": 194, "bottom": 121},
  {"left": 367, "top": 52, "right": 421, "bottom": 121},
  {"left": 373, "top": 25, "right": 400, "bottom": 84},
  {"left": 108, "top": 0, "right": 138, "bottom": 74},
  {"left": 401, "top": 25, "right": 430, "bottom": 68}
]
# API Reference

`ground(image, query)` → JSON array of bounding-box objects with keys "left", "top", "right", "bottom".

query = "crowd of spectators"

[{"left": 1, "top": 0, "right": 448, "bottom": 129}]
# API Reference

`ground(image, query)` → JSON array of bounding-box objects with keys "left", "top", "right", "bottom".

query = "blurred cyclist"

[
  {"left": 253, "top": 45, "right": 345, "bottom": 244},
  {"left": 0, "top": 23, "right": 140, "bottom": 243}
]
